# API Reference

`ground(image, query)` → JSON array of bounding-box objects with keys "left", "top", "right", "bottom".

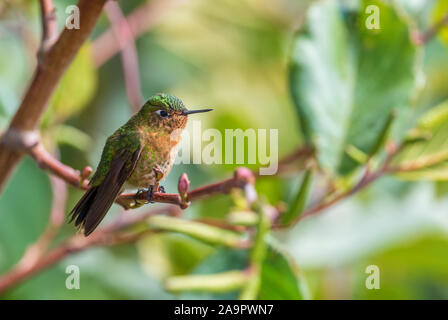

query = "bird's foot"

[
  {"left": 146, "top": 185, "right": 155, "bottom": 203},
  {"left": 145, "top": 184, "right": 166, "bottom": 203}
]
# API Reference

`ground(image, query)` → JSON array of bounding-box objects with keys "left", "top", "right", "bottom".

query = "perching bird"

[{"left": 69, "top": 93, "right": 212, "bottom": 236}]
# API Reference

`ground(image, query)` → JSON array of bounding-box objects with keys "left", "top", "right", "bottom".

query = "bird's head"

[{"left": 140, "top": 93, "right": 212, "bottom": 132}]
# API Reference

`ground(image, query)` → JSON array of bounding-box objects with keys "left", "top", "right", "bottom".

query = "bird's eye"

[{"left": 156, "top": 110, "right": 169, "bottom": 118}]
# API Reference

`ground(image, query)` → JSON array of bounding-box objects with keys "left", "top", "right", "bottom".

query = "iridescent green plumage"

[
  {"left": 90, "top": 123, "right": 141, "bottom": 187},
  {"left": 148, "top": 93, "right": 186, "bottom": 111}
]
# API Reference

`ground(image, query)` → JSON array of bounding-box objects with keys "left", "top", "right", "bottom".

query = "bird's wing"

[
  {"left": 70, "top": 129, "right": 142, "bottom": 235},
  {"left": 89, "top": 129, "right": 142, "bottom": 187}
]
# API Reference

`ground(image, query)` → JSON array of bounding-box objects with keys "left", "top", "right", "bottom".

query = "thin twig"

[
  {"left": 92, "top": 0, "right": 185, "bottom": 67},
  {"left": 29, "top": 143, "right": 90, "bottom": 189},
  {"left": 274, "top": 145, "right": 399, "bottom": 228},
  {"left": 116, "top": 167, "right": 256, "bottom": 209},
  {"left": 104, "top": 1, "right": 142, "bottom": 113},
  {"left": 412, "top": 11, "right": 448, "bottom": 46},
  {"left": 0, "top": 228, "right": 153, "bottom": 294}
]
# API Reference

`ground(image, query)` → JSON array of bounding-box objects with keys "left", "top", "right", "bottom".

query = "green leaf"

[
  {"left": 55, "top": 124, "right": 92, "bottom": 152},
  {"left": 368, "top": 109, "right": 396, "bottom": 158},
  {"left": 137, "top": 233, "right": 213, "bottom": 279},
  {"left": 227, "top": 210, "right": 259, "bottom": 226},
  {"left": 147, "top": 215, "right": 245, "bottom": 247},
  {"left": 435, "top": 181, "right": 448, "bottom": 198},
  {"left": 258, "top": 246, "right": 305, "bottom": 300},
  {"left": 280, "top": 170, "right": 313, "bottom": 224},
  {"left": 239, "top": 204, "right": 271, "bottom": 300},
  {"left": 289, "top": 0, "right": 417, "bottom": 175},
  {"left": 42, "top": 43, "right": 97, "bottom": 127},
  {"left": 181, "top": 248, "right": 250, "bottom": 299},
  {"left": 165, "top": 270, "right": 247, "bottom": 293},
  {"left": 0, "top": 158, "right": 52, "bottom": 272},
  {"left": 354, "top": 235, "right": 448, "bottom": 299},
  {"left": 393, "top": 100, "right": 448, "bottom": 180}
]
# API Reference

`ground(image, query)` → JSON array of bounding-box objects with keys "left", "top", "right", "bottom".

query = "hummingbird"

[{"left": 69, "top": 93, "right": 212, "bottom": 236}]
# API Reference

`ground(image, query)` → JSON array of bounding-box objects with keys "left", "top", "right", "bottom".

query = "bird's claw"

[
  {"left": 146, "top": 185, "right": 155, "bottom": 203},
  {"left": 146, "top": 184, "right": 166, "bottom": 203}
]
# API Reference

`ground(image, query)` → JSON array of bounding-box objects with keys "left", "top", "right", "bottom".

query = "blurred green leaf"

[
  {"left": 137, "top": 233, "right": 213, "bottom": 279},
  {"left": 147, "top": 215, "right": 245, "bottom": 247},
  {"left": 258, "top": 246, "right": 305, "bottom": 300},
  {"left": 393, "top": 100, "right": 448, "bottom": 180},
  {"left": 0, "top": 33, "right": 29, "bottom": 129},
  {"left": 181, "top": 248, "right": 250, "bottom": 299},
  {"left": 354, "top": 235, "right": 448, "bottom": 299},
  {"left": 289, "top": 0, "right": 416, "bottom": 175},
  {"left": 0, "top": 158, "right": 52, "bottom": 272},
  {"left": 54, "top": 124, "right": 92, "bottom": 152},
  {"left": 227, "top": 210, "right": 259, "bottom": 226},
  {"left": 280, "top": 170, "right": 313, "bottom": 225},
  {"left": 435, "top": 181, "right": 448, "bottom": 198},
  {"left": 42, "top": 43, "right": 97, "bottom": 127},
  {"left": 239, "top": 204, "right": 271, "bottom": 300},
  {"left": 368, "top": 109, "right": 396, "bottom": 158},
  {"left": 165, "top": 270, "right": 247, "bottom": 293},
  {"left": 255, "top": 176, "right": 285, "bottom": 205}
]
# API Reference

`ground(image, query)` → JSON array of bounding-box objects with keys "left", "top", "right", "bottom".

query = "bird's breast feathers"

[{"left": 125, "top": 131, "right": 181, "bottom": 188}]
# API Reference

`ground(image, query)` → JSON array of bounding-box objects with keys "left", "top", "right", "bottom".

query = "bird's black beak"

[{"left": 182, "top": 108, "right": 213, "bottom": 115}]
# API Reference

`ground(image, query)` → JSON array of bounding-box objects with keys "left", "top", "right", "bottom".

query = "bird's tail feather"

[
  {"left": 69, "top": 148, "right": 142, "bottom": 236},
  {"left": 69, "top": 186, "right": 98, "bottom": 228},
  {"left": 69, "top": 182, "right": 121, "bottom": 236}
]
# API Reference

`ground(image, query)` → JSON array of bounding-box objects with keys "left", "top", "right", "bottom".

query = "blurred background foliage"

[{"left": 0, "top": 0, "right": 448, "bottom": 299}]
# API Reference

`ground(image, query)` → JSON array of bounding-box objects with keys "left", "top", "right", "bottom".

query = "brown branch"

[
  {"left": 263, "top": 144, "right": 314, "bottom": 177},
  {"left": 412, "top": 11, "right": 448, "bottom": 46},
  {"left": 29, "top": 143, "right": 90, "bottom": 189},
  {"left": 104, "top": 1, "right": 142, "bottom": 112},
  {"left": 38, "top": 0, "right": 58, "bottom": 55},
  {"left": 297, "top": 167, "right": 385, "bottom": 222},
  {"left": 0, "top": 0, "right": 108, "bottom": 194},
  {"left": 92, "top": 0, "right": 184, "bottom": 67},
  {"left": 116, "top": 167, "right": 256, "bottom": 209}
]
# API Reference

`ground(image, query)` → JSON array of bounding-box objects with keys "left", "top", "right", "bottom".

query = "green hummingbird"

[{"left": 69, "top": 93, "right": 212, "bottom": 236}]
